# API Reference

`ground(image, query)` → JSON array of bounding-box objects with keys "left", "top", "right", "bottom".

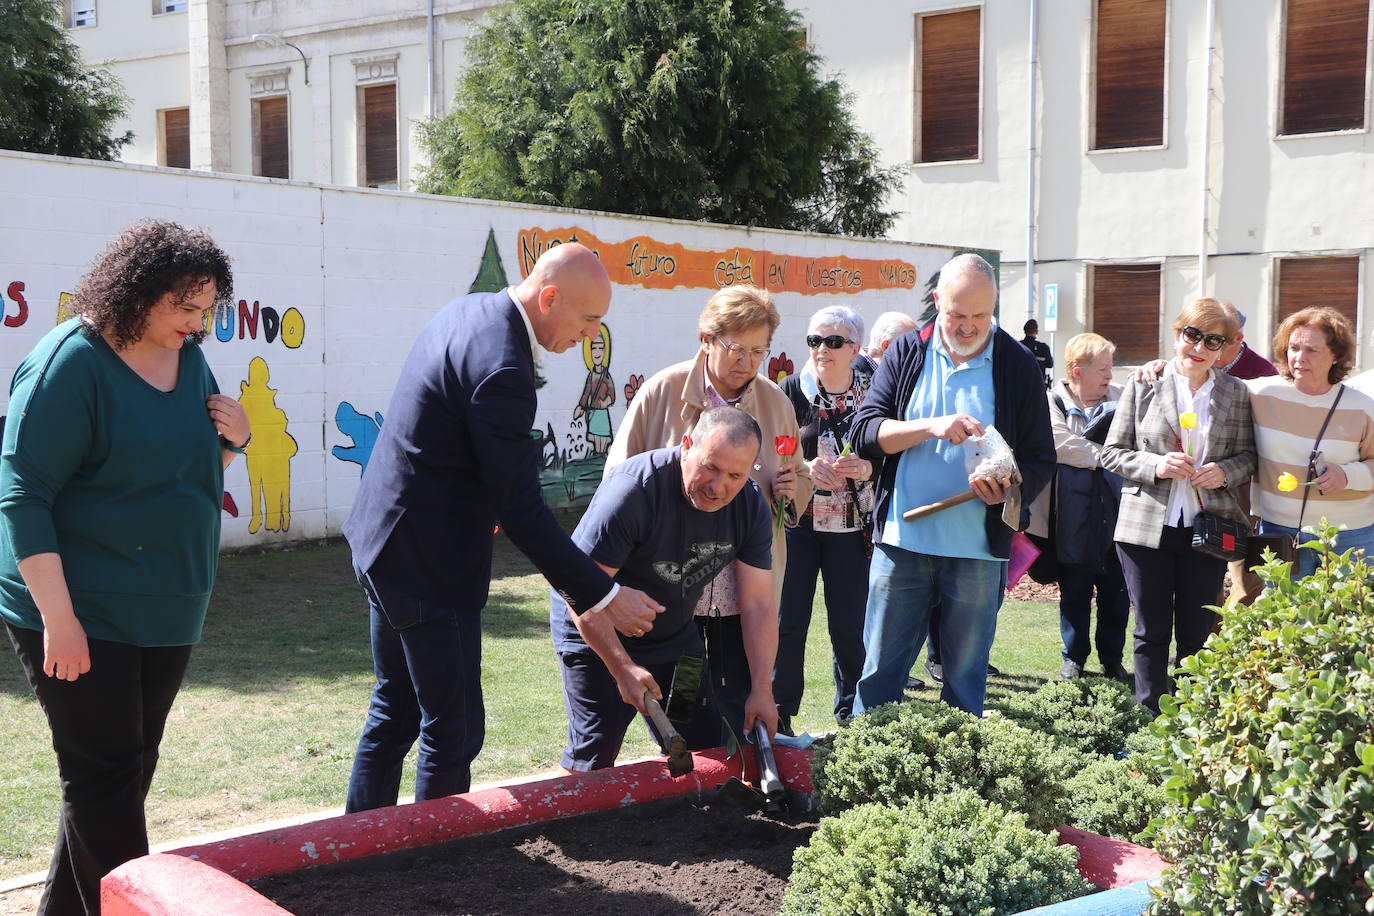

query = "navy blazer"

[
  {"left": 850, "top": 322, "right": 1056, "bottom": 559},
  {"left": 343, "top": 291, "right": 614, "bottom": 612}
]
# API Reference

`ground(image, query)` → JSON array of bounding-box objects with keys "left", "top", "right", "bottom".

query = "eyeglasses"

[
  {"left": 806, "top": 334, "right": 855, "bottom": 350},
  {"left": 1181, "top": 326, "right": 1227, "bottom": 352},
  {"left": 714, "top": 337, "right": 770, "bottom": 361}
]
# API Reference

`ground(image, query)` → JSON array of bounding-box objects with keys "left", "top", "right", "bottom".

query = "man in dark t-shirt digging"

[{"left": 551, "top": 407, "right": 777, "bottom": 772}]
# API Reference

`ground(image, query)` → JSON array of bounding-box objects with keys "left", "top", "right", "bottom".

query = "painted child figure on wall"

[
  {"left": 573, "top": 324, "right": 616, "bottom": 456},
  {"left": 240, "top": 356, "right": 299, "bottom": 533}
]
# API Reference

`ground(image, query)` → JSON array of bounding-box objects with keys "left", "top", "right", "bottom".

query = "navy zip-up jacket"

[{"left": 851, "top": 321, "right": 1055, "bottom": 559}]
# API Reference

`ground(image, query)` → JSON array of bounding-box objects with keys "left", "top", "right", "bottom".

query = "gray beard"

[{"left": 947, "top": 330, "right": 991, "bottom": 357}]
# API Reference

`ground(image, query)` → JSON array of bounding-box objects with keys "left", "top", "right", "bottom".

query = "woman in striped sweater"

[{"left": 1250, "top": 307, "right": 1374, "bottom": 579}]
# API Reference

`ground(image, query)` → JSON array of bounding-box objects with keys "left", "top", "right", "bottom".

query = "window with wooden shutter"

[
  {"left": 1275, "top": 257, "right": 1360, "bottom": 330},
  {"left": 161, "top": 107, "right": 189, "bottom": 170},
  {"left": 1281, "top": 0, "right": 1370, "bottom": 135},
  {"left": 1090, "top": 263, "right": 1162, "bottom": 365},
  {"left": 1092, "top": 0, "right": 1166, "bottom": 149},
  {"left": 916, "top": 8, "right": 981, "bottom": 163},
  {"left": 254, "top": 96, "right": 289, "bottom": 179},
  {"left": 363, "top": 83, "right": 398, "bottom": 188}
]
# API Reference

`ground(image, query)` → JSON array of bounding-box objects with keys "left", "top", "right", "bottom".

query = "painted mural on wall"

[
  {"left": 517, "top": 227, "right": 919, "bottom": 295},
  {"left": 573, "top": 326, "right": 615, "bottom": 456},
  {"left": 332, "top": 402, "right": 384, "bottom": 474},
  {"left": 240, "top": 357, "right": 298, "bottom": 533},
  {"left": 1, "top": 152, "right": 968, "bottom": 549}
]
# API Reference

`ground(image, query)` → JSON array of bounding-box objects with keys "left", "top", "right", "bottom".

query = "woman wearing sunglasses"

[
  {"left": 773, "top": 308, "right": 876, "bottom": 732},
  {"left": 1100, "top": 298, "right": 1255, "bottom": 714},
  {"left": 605, "top": 284, "right": 811, "bottom": 746},
  {"left": 1248, "top": 307, "right": 1374, "bottom": 580}
]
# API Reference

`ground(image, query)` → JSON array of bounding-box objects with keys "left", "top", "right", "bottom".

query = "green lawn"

[{"left": 0, "top": 531, "right": 1063, "bottom": 881}]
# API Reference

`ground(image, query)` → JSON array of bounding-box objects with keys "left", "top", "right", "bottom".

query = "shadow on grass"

[{"left": 0, "top": 515, "right": 580, "bottom": 698}]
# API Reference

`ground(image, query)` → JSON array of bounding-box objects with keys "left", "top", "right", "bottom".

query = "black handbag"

[{"left": 1192, "top": 510, "right": 1249, "bottom": 561}]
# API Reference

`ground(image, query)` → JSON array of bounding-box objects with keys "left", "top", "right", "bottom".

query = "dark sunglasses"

[
  {"left": 806, "top": 334, "right": 854, "bottom": 350},
  {"left": 1181, "top": 326, "right": 1227, "bottom": 351}
]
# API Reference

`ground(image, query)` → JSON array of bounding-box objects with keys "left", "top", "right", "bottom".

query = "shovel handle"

[
  {"left": 903, "top": 488, "right": 979, "bottom": 521},
  {"left": 643, "top": 692, "right": 677, "bottom": 738}
]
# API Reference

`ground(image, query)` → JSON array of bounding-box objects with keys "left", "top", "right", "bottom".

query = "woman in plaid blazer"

[{"left": 1101, "top": 298, "right": 1256, "bottom": 714}]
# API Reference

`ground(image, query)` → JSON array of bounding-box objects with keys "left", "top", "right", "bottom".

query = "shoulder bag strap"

[{"left": 1297, "top": 384, "right": 1345, "bottom": 531}]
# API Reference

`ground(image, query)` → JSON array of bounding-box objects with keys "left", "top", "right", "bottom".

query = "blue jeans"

[
  {"left": 345, "top": 567, "right": 484, "bottom": 813},
  {"left": 853, "top": 544, "right": 1005, "bottom": 717},
  {"left": 1257, "top": 519, "right": 1374, "bottom": 580}
]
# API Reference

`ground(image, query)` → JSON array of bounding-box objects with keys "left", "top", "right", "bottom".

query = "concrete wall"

[{"left": 0, "top": 150, "right": 968, "bottom": 550}]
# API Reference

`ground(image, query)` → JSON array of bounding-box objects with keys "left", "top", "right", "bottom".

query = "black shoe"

[
  {"left": 1101, "top": 661, "right": 1132, "bottom": 683},
  {"left": 924, "top": 659, "right": 944, "bottom": 685},
  {"left": 1060, "top": 659, "right": 1083, "bottom": 679},
  {"left": 905, "top": 675, "right": 927, "bottom": 691},
  {"left": 986, "top": 663, "right": 1001, "bottom": 676}
]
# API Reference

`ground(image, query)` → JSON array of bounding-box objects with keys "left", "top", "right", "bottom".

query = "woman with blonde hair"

[
  {"left": 1029, "top": 332, "right": 1131, "bottom": 682},
  {"left": 1249, "top": 307, "right": 1374, "bottom": 579},
  {"left": 604, "top": 284, "right": 810, "bottom": 744},
  {"left": 1101, "top": 298, "right": 1255, "bottom": 713}
]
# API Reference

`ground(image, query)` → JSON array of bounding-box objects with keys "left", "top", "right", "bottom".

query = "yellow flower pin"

[
  {"left": 1277, "top": 472, "right": 1299, "bottom": 492},
  {"left": 1179, "top": 412, "right": 1198, "bottom": 430}
]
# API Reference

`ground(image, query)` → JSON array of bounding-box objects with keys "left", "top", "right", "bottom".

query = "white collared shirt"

[
  {"left": 1163, "top": 362, "right": 1214, "bottom": 527},
  {"left": 507, "top": 287, "right": 546, "bottom": 370}
]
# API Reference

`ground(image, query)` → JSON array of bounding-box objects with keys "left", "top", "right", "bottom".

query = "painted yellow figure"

[{"left": 239, "top": 356, "right": 298, "bottom": 533}]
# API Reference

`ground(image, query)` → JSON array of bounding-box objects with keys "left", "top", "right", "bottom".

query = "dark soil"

[{"left": 251, "top": 795, "right": 817, "bottom": 916}]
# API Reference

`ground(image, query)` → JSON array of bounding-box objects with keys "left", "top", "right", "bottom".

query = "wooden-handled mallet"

[
  {"left": 644, "top": 692, "right": 693, "bottom": 777},
  {"left": 903, "top": 488, "right": 982, "bottom": 521}
]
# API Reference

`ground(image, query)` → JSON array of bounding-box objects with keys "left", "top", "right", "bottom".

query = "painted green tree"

[
  {"left": 0, "top": 0, "right": 132, "bottom": 159},
  {"left": 417, "top": 0, "right": 902, "bottom": 237},
  {"left": 468, "top": 229, "right": 510, "bottom": 293}
]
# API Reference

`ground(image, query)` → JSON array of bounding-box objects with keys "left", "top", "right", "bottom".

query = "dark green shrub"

[
  {"left": 995, "top": 677, "right": 1154, "bottom": 758},
  {"left": 1062, "top": 756, "right": 1167, "bottom": 846},
  {"left": 1147, "top": 526, "right": 1374, "bottom": 915},
  {"left": 781, "top": 791, "right": 1096, "bottom": 916},
  {"left": 1124, "top": 724, "right": 1165, "bottom": 762},
  {"left": 811, "top": 700, "right": 1076, "bottom": 827}
]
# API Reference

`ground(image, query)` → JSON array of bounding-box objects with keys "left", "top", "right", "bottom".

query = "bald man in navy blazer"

[{"left": 342, "top": 243, "right": 664, "bottom": 812}]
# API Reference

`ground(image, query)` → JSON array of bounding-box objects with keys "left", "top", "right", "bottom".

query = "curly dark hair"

[{"left": 70, "top": 220, "right": 234, "bottom": 349}]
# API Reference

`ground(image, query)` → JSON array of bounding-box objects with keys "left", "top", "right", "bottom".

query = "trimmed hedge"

[
  {"left": 782, "top": 791, "right": 1096, "bottom": 916},
  {"left": 810, "top": 701, "right": 1076, "bottom": 828},
  {"left": 1062, "top": 755, "right": 1167, "bottom": 846},
  {"left": 994, "top": 677, "right": 1154, "bottom": 758}
]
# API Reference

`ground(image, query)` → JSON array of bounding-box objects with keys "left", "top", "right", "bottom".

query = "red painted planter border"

[
  {"left": 102, "top": 746, "right": 810, "bottom": 915},
  {"left": 101, "top": 744, "right": 1164, "bottom": 916}
]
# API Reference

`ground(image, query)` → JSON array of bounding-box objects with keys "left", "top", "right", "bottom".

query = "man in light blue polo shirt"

[{"left": 849, "top": 255, "right": 1055, "bottom": 716}]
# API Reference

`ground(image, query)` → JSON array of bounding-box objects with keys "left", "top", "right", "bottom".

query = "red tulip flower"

[{"left": 773, "top": 436, "right": 798, "bottom": 530}]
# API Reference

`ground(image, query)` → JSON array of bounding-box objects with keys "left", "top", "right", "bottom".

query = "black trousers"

[
  {"left": 1116, "top": 526, "right": 1226, "bottom": 715},
  {"left": 7, "top": 624, "right": 192, "bottom": 916},
  {"left": 1057, "top": 548, "right": 1130, "bottom": 668},
  {"left": 775, "top": 518, "right": 869, "bottom": 721}
]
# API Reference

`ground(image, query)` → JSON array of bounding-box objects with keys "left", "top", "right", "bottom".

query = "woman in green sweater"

[{"left": 0, "top": 221, "right": 247, "bottom": 915}]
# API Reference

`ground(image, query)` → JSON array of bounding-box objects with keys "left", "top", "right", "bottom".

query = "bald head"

[{"left": 515, "top": 242, "right": 613, "bottom": 353}]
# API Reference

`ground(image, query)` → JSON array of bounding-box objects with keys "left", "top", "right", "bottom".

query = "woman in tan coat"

[{"left": 605, "top": 284, "right": 811, "bottom": 745}]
